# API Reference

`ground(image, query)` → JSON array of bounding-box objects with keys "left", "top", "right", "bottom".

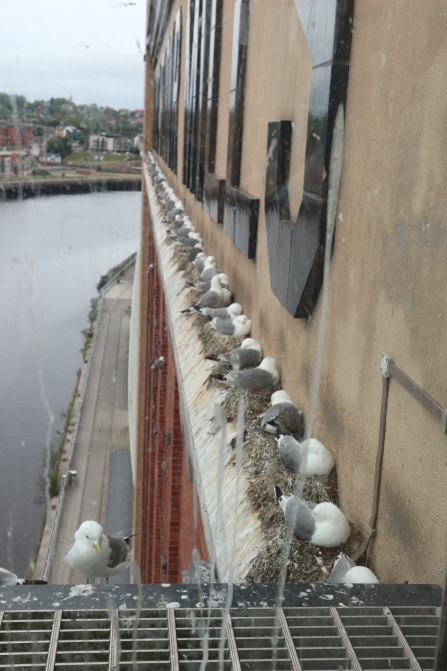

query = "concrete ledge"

[
  {"left": 143, "top": 162, "right": 264, "bottom": 582},
  {"left": 0, "top": 582, "right": 441, "bottom": 611}
]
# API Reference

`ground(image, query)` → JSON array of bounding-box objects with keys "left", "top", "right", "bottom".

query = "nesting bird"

[
  {"left": 184, "top": 275, "right": 225, "bottom": 310},
  {"left": 276, "top": 436, "right": 335, "bottom": 476},
  {"left": 218, "top": 338, "right": 262, "bottom": 368},
  {"left": 201, "top": 303, "right": 242, "bottom": 320},
  {"left": 196, "top": 272, "right": 228, "bottom": 293},
  {"left": 66, "top": 520, "right": 131, "bottom": 583},
  {"left": 275, "top": 487, "right": 350, "bottom": 548},
  {"left": 211, "top": 315, "right": 251, "bottom": 338},
  {"left": 328, "top": 553, "right": 380, "bottom": 584},
  {"left": 261, "top": 390, "right": 304, "bottom": 438},
  {"left": 193, "top": 252, "right": 207, "bottom": 272},
  {"left": 200, "top": 258, "right": 219, "bottom": 281},
  {"left": 225, "top": 356, "right": 279, "bottom": 388}
]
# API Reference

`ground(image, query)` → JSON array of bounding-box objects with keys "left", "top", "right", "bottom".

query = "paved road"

[{"left": 50, "top": 269, "right": 134, "bottom": 585}]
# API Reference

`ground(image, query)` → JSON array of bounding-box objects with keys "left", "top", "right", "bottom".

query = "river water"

[{"left": 0, "top": 191, "right": 141, "bottom": 577}]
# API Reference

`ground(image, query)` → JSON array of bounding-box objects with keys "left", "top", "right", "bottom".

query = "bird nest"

[
  {"left": 222, "top": 387, "right": 274, "bottom": 423},
  {"left": 172, "top": 245, "right": 195, "bottom": 272},
  {"left": 241, "top": 418, "right": 361, "bottom": 583},
  {"left": 187, "top": 312, "right": 244, "bottom": 359}
]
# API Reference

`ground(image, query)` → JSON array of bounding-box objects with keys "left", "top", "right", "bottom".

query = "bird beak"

[
  {"left": 267, "top": 402, "right": 272, "bottom": 407},
  {"left": 94, "top": 543, "right": 101, "bottom": 555}
]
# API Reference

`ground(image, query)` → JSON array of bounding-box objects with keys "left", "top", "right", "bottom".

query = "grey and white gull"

[
  {"left": 225, "top": 356, "right": 279, "bottom": 388},
  {"left": 261, "top": 390, "right": 304, "bottom": 437},
  {"left": 218, "top": 337, "right": 262, "bottom": 368},
  {"left": 276, "top": 435, "right": 335, "bottom": 476},
  {"left": 275, "top": 487, "right": 350, "bottom": 547},
  {"left": 66, "top": 520, "right": 132, "bottom": 583},
  {"left": 211, "top": 314, "right": 251, "bottom": 337}
]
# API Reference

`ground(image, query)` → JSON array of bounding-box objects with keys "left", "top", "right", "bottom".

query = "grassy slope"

[{"left": 63, "top": 151, "right": 132, "bottom": 166}]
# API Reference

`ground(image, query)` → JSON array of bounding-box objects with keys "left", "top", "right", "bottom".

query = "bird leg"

[
  {"left": 86, "top": 576, "right": 89, "bottom": 584},
  {"left": 106, "top": 577, "right": 109, "bottom": 585}
]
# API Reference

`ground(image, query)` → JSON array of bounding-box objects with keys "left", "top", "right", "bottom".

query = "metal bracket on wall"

[{"left": 351, "top": 352, "right": 447, "bottom": 562}]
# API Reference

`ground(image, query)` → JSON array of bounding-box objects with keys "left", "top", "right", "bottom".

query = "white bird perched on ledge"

[
  {"left": 275, "top": 487, "right": 350, "bottom": 548},
  {"left": 202, "top": 303, "right": 242, "bottom": 320},
  {"left": 183, "top": 275, "right": 225, "bottom": 311},
  {"left": 261, "top": 390, "right": 304, "bottom": 438},
  {"left": 66, "top": 520, "right": 132, "bottom": 583},
  {"left": 328, "top": 553, "right": 379, "bottom": 584},
  {"left": 276, "top": 435, "right": 335, "bottom": 476},
  {"left": 150, "top": 356, "right": 165, "bottom": 369},
  {"left": 218, "top": 338, "right": 262, "bottom": 368},
  {"left": 211, "top": 314, "right": 251, "bottom": 337},
  {"left": 196, "top": 272, "right": 228, "bottom": 293},
  {"left": 225, "top": 356, "right": 279, "bottom": 388}
]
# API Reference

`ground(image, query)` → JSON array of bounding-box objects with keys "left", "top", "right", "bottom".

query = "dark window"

[{"left": 264, "top": 0, "right": 354, "bottom": 317}]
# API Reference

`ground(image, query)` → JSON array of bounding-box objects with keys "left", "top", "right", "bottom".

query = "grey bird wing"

[
  {"left": 278, "top": 435, "right": 301, "bottom": 473},
  {"left": 194, "top": 259, "right": 205, "bottom": 272},
  {"left": 284, "top": 497, "right": 316, "bottom": 541},
  {"left": 180, "top": 237, "right": 198, "bottom": 247},
  {"left": 201, "top": 267, "right": 219, "bottom": 281},
  {"left": 227, "top": 368, "right": 276, "bottom": 389},
  {"left": 197, "top": 289, "right": 221, "bottom": 309},
  {"left": 214, "top": 318, "right": 235, "bottom": 335},
  {"left": 262, "top": 403, "right": 303, "bottom": 436},
  {"left": 176, "top": 226, "right": 190, "bottom": 237},
  {"left": 220, "top": 348, "right": 261, "bottom": 368},
  {"left": 196, "top": 280, "right": 211, "bottom": 292},
  {"left": 106, "top": 536, "right": 129, "bottom": 569},
  {"left": 207, "top": 307, "right": 230, "bottom": 318},
  {"left": 261, "top": 405, "right": 281, "bottom": 428}
]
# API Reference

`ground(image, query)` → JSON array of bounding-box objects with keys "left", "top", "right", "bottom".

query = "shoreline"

[{"left": 0, "top": 174, "right": 141, "bottom": 200}]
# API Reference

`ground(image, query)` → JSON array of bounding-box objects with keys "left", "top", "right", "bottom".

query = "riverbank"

[{"left": 0, "top": 174, "right": 141, "bottom": 200}]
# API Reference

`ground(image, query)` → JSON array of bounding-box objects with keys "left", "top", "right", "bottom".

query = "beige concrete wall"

[{"left": 149, "top": 0, "right": 447, "bottom": 585}]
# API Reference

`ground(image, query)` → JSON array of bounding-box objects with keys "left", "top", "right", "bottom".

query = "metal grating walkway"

[{"left": 0, "top": 605, "right": 440, "bottom": 670}]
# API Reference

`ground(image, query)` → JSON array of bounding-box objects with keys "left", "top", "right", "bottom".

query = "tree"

[{"left": 46, "top": 136, "right": 72, "bottom": 158}]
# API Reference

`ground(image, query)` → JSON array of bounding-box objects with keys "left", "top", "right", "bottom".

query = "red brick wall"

[{"left": 139, "top": 214, "right": 207, "bottom": 583}]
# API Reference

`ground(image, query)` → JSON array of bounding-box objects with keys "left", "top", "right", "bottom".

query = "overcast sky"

[{"left": 2, "top": 0, "right": 147, "bottom": 109}]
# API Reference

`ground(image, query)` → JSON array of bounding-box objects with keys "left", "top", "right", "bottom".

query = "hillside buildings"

[{"left": 89, "top": 133, "right": 133, "bottom": 153}]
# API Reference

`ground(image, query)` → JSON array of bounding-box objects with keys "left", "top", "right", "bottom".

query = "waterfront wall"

[{"left": 0, "top": 176, "right": 141, "bottom": 200}]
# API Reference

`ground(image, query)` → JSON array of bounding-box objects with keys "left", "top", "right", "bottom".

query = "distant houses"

[
  {"left": 39, "top": 153, "right": 62, "bottom": 165},
  {"left": 0, "top": 150, "right": 32, "bottom": 178},
  {"left": 89, "top": 133, "right": 132, "bottom": 153},
  {"left": 0, "top": 123, "right": 34, "bottom": 148}
]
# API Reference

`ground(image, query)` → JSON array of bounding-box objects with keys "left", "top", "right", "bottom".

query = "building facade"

[
  {"left": 0, "top": 123, "right": 34, "bottom": 148},
  {"left": 133, "top": 0, "right": 447, "bottom": 585},
  {"left": 89, "top": 134, "right": 133, "bottom": 153}
]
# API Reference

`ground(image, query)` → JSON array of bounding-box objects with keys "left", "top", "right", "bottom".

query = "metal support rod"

[
  {"left": 109, "top": 609, "right": 120, "bottom": 671},
  {"left": 277, "top": 607, "right": 302, "bottom": 671},
  {"left": 351, "top": 372, "right": 390, "bottom": 561},
  {"left": 383, "top": 607, "right": 422, "bottom": 671},
  {"left": 0, "top": 611, "right": 3, "bottom": 628},
  {"left": 167, "top": 608, "right": 180, "bottom": 671},
  {"left": 330, "top": 608, "right": 362, "bottom": 671},
  {"left": 389, "top": 361, "right": 444, "bottom": 423},
  {"left": 226, "top": 615, "right": 242, "bottom": 671},
  {"left": 45, "top": 610, "right": 62, "bottom": 671}
]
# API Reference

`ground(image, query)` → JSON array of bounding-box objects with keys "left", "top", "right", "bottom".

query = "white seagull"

[
  {"left": 66, "top": 520, "right": 132, "bottom": 583},
  {"left": 275, "top": 486, "right": 350, "bottom": 548}
]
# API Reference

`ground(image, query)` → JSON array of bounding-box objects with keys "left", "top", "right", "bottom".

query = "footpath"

[{"left": 36, "top": 267, "right": 135, "bottom": 585}]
